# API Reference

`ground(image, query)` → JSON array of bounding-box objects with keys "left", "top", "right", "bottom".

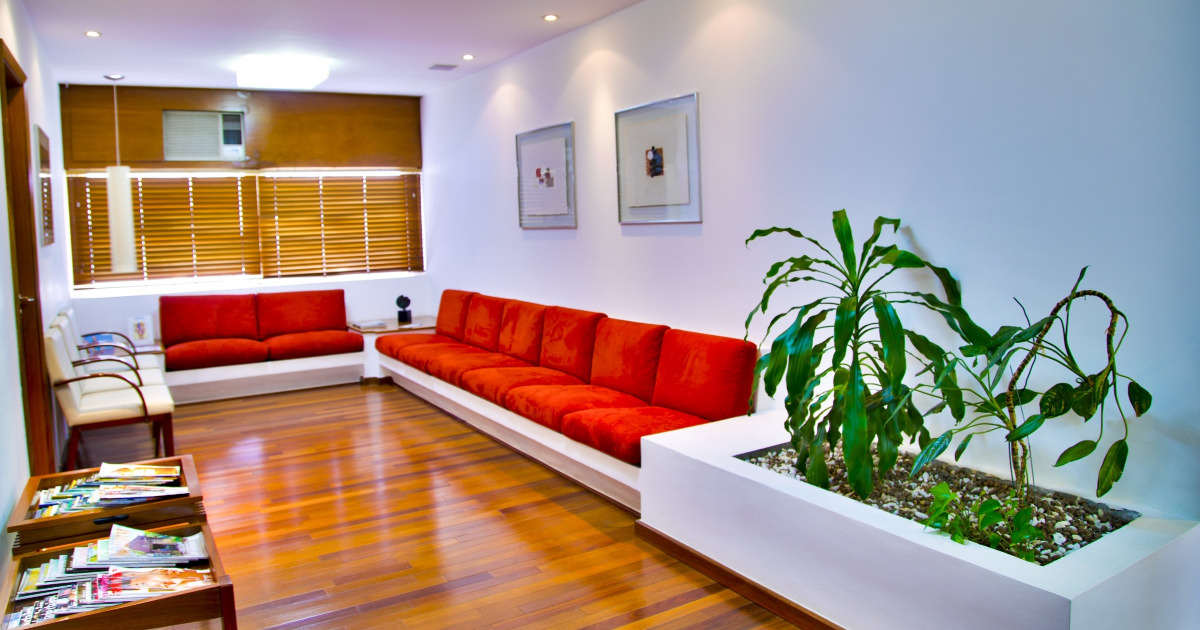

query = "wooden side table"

[{"left": 350, "top": 316, "right": 435, "bottom": 379}]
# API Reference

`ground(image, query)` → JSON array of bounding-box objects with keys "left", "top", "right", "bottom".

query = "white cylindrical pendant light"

[{"left": 106, "top": 165, "right": 135, "bottom": 273}]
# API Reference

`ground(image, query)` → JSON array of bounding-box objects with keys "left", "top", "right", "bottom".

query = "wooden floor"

[{"left": 76, "top": 382, "right": 794, "bottom": 630}]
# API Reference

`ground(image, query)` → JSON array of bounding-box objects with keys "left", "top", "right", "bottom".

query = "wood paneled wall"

[{"left": 60, "top": 85, "right": 421, "bottom": 170}]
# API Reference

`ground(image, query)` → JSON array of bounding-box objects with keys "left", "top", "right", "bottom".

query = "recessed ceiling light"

[
  {"left": 234, "top": 54, "right": 331, "bottom": 90},
  {"left": 103, "top": 73, "right": 124, "bottom": 81},
  {"left": 85, "top": 30, "right": 102, "bottom": 38},
  {"left": 462, "top": 54, "right": 475, "bottom": 61},
  {"left": 543, "top": 14, "right": 559, "bottom": 22}
]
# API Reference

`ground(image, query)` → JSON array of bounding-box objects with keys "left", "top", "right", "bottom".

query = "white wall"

[
  {"left": 423, "top": 0, "right": 1200, "bottom": 518},
  {"left": 0, "top": 0, "right": 69, "bottom": 576}
]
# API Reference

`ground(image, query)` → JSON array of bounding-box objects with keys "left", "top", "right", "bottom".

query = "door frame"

[{"left": 2, "top": 40, "right": 55, "bottom": 475}]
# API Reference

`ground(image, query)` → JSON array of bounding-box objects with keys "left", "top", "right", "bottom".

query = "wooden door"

[{"left": 2, "top": 41, "right": 55, "bottom": 475}]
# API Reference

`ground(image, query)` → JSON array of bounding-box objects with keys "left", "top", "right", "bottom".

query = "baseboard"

[{"left": 635, "top": 521, "right": 844, "bottom": 630}]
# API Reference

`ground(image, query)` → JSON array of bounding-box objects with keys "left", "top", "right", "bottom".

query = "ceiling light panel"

[{"left": 235, "top": 54, "right": 332, "bottom": 90}]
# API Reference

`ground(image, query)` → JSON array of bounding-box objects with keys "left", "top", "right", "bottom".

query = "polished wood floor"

[{"left": 77, "top": 382, "right": 794, "bottom": 629}]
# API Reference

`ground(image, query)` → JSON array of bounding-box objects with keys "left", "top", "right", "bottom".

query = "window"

[{"left": 67, "top": 170, "right": 423, "bottom": 287}]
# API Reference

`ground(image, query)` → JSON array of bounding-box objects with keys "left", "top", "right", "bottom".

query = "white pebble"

[
  {"left": 1054, "top": 521, "right": 1069, "bottom": 530},
  {"left": 1071, "top": 534, "right": 1082, "bottom": 542},
  {"left": 1053, "top": 532, "right": 1067, "bottom": 545}
]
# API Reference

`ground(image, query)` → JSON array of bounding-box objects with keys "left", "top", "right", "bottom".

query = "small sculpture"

[{"left": 396, "top": 295, "right": 412, "bottom": 324}]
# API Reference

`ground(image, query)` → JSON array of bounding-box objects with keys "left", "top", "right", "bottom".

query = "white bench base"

[
  {"left": 379, "top": 354, "right": 642, "bottom": 513},
  {"left": 165, "top": 352, "right": 365, "bottom": 403}
]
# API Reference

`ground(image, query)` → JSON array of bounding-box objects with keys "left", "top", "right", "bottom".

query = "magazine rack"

[
  {"left": 1, "top": 521, "right": 236, "bottom": 629},
  {"left": 6, "top": 456, "right": 204, "bottom": 555}
]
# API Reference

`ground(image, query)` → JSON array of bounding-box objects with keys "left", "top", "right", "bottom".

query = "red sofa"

[
  {"left": 376, "top": 289, "right": 757, "bottom": 466},
  {"left": 160, "top": 289, "right": 363, "bottom": 371}
]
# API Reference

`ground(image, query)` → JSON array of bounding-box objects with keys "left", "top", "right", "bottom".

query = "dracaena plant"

[
  {"left": 745, "top": 210, "right": 970, "bottom": 498},
  {"left": 909, "top": 267, "right": 1153, "bottom": 503}
]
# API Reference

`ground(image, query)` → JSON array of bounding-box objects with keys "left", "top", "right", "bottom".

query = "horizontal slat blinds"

[
  {"left": 68, "top": 171, "right": 423, "bottom": 287},
  {"left": 259, "top": 173, "right": 423, "bottom": 278}
]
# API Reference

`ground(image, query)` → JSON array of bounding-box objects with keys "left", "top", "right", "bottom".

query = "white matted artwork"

[
  {"left": 616, "top": 93, "right": 701, "bottom": 224},
  {"left": 516, "top": 122, "right": 576, "bottom": 229}
]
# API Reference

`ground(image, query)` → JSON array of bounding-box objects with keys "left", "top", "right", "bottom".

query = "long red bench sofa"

[
  {"left": 375, "top": 289, "right": 757, "bottom": 510},
  {"left": 159, "top": 289, "right": 365, "bottom": 401}
]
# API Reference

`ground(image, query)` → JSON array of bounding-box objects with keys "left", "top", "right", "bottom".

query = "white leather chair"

[
  {"left": 48, "top": 315, "right": 166, "bottom": 390},
  {"left": 44, "top": 324, "right": 176, "bottom": 470},
  {"left": 58, "top": 307, "right": 164, "bottom": 372}
]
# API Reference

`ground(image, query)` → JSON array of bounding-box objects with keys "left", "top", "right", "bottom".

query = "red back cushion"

[
  {"left": 590, "top": 319, "right": 668, "bottom": 402},
  {"left": 498, "top": 300, "right": 546, "bottom": 363},
  {"left": 461, "top": 295, "right": 507, "bottom": 351},
  {"left": 159, "top": 294, "right": 258, "bottom": 347},
  {"left": 539, "top": 306, "right": 605, "bottom": 382},
  {"left": 651, "top": 329, "right": 758, "bottom": 421},
  {"left": 256, "top": 290, "right": 347, "bottom": 339},
  {"left": 435, "top": 290, "right": 477, "bottom": 341}
]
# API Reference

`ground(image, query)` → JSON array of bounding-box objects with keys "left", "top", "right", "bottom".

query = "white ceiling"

[{"left": 23, "top": 0, "right": 647, "bottom": 95}]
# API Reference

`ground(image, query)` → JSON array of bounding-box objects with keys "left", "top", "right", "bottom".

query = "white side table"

[{"left": 350, "top": 316, "right": 436, "bottom": 379}]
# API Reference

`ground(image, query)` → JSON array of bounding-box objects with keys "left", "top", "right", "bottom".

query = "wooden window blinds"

[{"left": 68, "top": 171, "right": 423, "bottom": 286}]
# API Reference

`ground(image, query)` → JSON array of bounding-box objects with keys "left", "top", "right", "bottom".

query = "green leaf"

[
  {"left": 875, "top": 408, "right": 899, "bottom": 475},
  {"left": 979, "top": 510, "right": 1004, "bottom": 531},
  {"left": 831, "top": 295, "right": 857, "bottom": 369},
  {"left": 1006, "top": 414, "right": 1045, "bottom": 442},
  {"left": 1097, "top": 439, "right": 1128, "bottom": 497},
  {"left": 924, "top": 262, "right": 963, "bottom": 306},
  {"left": 880, "top": 247, "right": 926, "bottom": 269},
  {"left": 762, "top": 329, "right": 792, "bottom": 398},
  {"left": 1128, "top": 380, "right": 1152, "bottom": 417},
  {"left": 841, "top": 362, "right": 873, "bottom": 498},
  {"left": 911, "top": 431, "right": 951, "bottom": 477},
  {"left": 806, "top": 425, "right": 829, "bottom": 489},
  {"left": 831, "top": 209, "right": 858, "bottom": 281},
  {"left": 859, "top": 216, "right": 900, "bottom": 266},
  {"left": 999, "top": 389, "right": 1037, "bottom": 409},
  {"left": 1054, "top": 440, "right": 1098, "bottom": 467},
  {"left": 1040, "top": 383, "right": 1075, "bottom": 419},
  {"left": 1072, "top": 380, "right": 1101, "bottom": 420},
  {"left": 872, "top": 296, "right": 907, "bottom": 388},
  {"left": 953, "top": 433, "right": 974, "bottom": 461}
]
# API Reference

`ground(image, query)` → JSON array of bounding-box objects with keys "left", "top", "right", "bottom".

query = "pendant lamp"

[{"left": 106, "top": 74, "right": 135, "bottom": 273}]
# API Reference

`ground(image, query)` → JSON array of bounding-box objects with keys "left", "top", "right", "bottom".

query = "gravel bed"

[{"left": 739, "top": 444, "right": 1139, "bottom": 565}]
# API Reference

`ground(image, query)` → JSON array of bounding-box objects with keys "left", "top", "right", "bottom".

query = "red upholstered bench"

[
  {"left": 161, "top": 289, "right": 363, "bottom": 371},
  {"left": 376, "top": 290, "right": 757, "bottom": 476}
]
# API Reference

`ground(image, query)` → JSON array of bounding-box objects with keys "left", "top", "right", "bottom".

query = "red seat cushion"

[
  {"left": 459, "top": 367, "right": 584, "bottom": 406},
  {"left": 589, "top": 319, "right": 668, "bottom": 402},
  {"left": 256, "top": 289, "right": 347, "bottom": 339},
  {"left": 160, "top": 294, "right": 258, "bottom": 347},
  {"left": 264, "top": 330, "right": 363, "bottom": 361},
  {"left": 461, "top": 295, "right": 507, "bottom": 352},
  {"left": 375, "top": 333, "right": 458, "bottom": 360},
  {"left": 651, "top": 329, "right": 758, "bottom": 421},
  {"left": 164, "top": 338, "right": 269, "bottom": 371},
  {"left": 560, "top": 406, "right": 709, "bottom": 465},
  {"left": 497, "top": 300, "right": 546, "bottom": 363},
  {"left": 395, "top": 342, "right": 483, "bottom": 372},
  {"left": 435, "top": 290, "right": 478, "bottom": 341},
  {"left": 539, "top": 306, "right": 606, "bottom": 382},
  {"left": 426, "top": 352, "right": 531, "bottom": 386},
  {"left": 505, "top": 385, "right": 647, "bottom": 431}
]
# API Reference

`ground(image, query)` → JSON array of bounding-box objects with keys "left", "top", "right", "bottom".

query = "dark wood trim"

[
  {"left": 635, "top": 521, "right": 845, "bottom": 630},
  {"left": 1, "top": 39, "right": 55, "bottom": 475}
]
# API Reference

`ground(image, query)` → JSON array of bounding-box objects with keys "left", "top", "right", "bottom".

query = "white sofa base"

[
  {"left": 379, "top": 354, "right": 642, "bottom": 513},
  {"left": 640, "top": 411, "right": 1200, "bottom": 630},
  {"left": 165, "top": 351, "right": 365, "bottom": 403}
]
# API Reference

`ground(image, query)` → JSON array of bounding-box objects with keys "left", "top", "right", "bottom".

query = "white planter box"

[{"left": 640, "top": 411, "right": 1200, "bottom": 630}]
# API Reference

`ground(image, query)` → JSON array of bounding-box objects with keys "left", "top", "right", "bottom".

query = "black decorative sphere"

[{"left": 396, "top": 295, "right": 411, "bottom": 309}]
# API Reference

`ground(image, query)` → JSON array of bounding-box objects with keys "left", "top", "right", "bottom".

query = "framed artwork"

[
  {"left": 516, "top": 122, "right": 576, "bottom": 229},
  {"left": 33, "top": 125, "right": 53, "bottom": 246},
  {"left": 615, "top": 93, "right": 701, "bottom": 224}
]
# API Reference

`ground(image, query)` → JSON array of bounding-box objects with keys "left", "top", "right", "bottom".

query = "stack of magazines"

[
  {"left": 28, "top": 462, "right": 187, "bottom": 519},
  {"left": 4, "top": 525, "right": 212, "bottom": 628}
]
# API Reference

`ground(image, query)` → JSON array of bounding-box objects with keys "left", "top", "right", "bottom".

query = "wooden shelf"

[
  {"left": 2, "top": 521, "right": 236, "bottom": 629},
  {"left": 7, "top": 456, "right": 204, "bottom": 555}
]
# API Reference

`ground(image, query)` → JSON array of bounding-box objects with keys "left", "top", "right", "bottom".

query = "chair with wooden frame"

[
  {"left": 43, "top": 324, "right": 176, "bottom": 470},
  {"left": 58, "top": 307, "right": 164, "bottom": 372}
]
